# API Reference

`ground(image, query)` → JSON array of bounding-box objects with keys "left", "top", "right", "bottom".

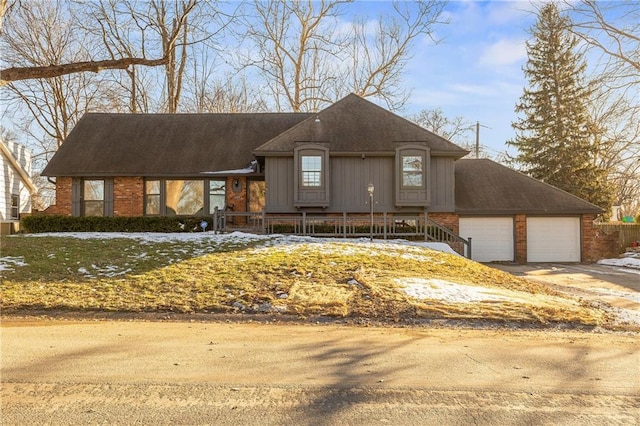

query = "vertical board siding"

[
  {"left": 265, "top": 157, "right": 294, "bottom": 212},
  {"left": 266, "top": 155, "right": 455, "bottom": 214},
  {"left": 331, "top": 157, "right": 394, "bottom": 213},
  {"left": 430, "top": 157, "right": 455, "bottom": 211}
]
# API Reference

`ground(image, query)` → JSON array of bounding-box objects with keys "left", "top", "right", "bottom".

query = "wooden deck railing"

[{"left": 212, "top": 209, "right": 472, "bottom": 258}]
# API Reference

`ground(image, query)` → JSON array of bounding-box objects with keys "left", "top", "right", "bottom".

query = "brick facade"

[
  {"left": 226, "top": 176, "right": 247, "bottom": 213},
  {"left": 581, "top": 214, "right": 618, "bottom": 262},
  {"left": 428, "top": 212, "right": 459, "bottom": 234},
  {"left": 113, "top": 177, "right": 144, "bottom": 216},
  {"left": 43, "top": 176, "right": 616, "bottom": 262},
  {"left": 44, "top": 177, "right": 73, "bottom": 216}
]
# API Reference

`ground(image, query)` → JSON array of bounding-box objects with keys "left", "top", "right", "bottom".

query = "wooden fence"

[{"left": 594, "top": 223, "right": 640, "bottom": 253}]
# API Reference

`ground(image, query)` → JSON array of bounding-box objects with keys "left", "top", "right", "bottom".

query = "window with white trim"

[
  {"left": 10, "top": 194, "right": 19, "bottom": 219},
  {"left": 401, "top": 155, "right": 424, "bottom": 188},
  {"left": 301, "top": 155, "right": 322, "bottom": 187}
]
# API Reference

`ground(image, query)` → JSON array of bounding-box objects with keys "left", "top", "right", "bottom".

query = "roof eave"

[{"left": 455, "top": 208, "right": 604, "bottom": 215}]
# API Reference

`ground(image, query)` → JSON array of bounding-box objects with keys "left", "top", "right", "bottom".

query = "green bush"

[
  {"left": 636, "top": 214, "right": 640, "bottom": 224},
  {"left": 21, "top": 215, "right": 214, "bottom": 233}
]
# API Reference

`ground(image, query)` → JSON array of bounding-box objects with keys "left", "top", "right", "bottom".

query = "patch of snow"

[
  {"left": 21, "top": 231, "right": 274, "bottom": 244},
  {"left": 0, "top": 256, "right": 27, "bottom": 271},
  {"left": 18, "top": 232, "right": 461, "bottom": 258},
  {"left": 398, "top": 278, "right": 524, "bottom": 304},
  {"left": 598, "top": 257, "right": 640, "bottom": 270}
]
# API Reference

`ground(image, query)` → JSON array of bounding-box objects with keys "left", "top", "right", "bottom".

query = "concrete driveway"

[{"left": 489, "top": 263, "right": 640, "bottom": 314}]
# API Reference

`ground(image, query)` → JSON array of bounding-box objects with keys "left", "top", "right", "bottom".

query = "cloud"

[{"left": 478, "top": 39, "right": 527, "bottom": 67}]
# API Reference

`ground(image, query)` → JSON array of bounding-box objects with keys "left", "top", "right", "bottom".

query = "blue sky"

[{"left": 399, "top": 0, "right": 538, "bottom": 156}]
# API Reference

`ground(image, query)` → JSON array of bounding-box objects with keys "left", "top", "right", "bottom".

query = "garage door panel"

[
  {"left": 459, "top": 217, "right": 514, "bottom": 262},
  {"left": 527, "top": 217, "right": 580, "bottom": 262}
]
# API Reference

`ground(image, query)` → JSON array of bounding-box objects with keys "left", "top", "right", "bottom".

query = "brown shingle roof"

[
  {"left": 254, "top": 94, "right": 469, "bottom": 157},
  {"left": 455, "top": 159, "right": 603, "bottom": 214},
  {"left": 42, "top": 113, "right": 312, "bottom": 177}
]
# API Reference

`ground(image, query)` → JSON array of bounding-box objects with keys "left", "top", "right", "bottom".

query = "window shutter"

[
  {"left": 71, "top": 178, "right": 81, "bottom": 217},
  {"left": 104, "top": 178, "right": 114, "bottom": 217}
]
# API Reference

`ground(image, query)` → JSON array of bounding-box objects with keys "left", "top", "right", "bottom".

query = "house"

[
  {"left": 41, "top": 94, "right": 609, "bottom": 262},
  {"left": 1, "top": 139, "right": 36, "bottom": 234}
]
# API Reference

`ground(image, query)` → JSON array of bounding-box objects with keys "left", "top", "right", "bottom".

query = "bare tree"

[
  {"left": 411, "top": 108, "right": 495, "bottom": 159},
  {"left": 347, "top": 1, "right": 447, "bottom": 110},
  {"left": 564, "top": 1, "right": 640, "bottom": 213},
  {"left": 567, "top": 1, "right": 639, "bottom": 86},
  {"left": 411, "top": 108, "right": 473, "bottom": 142},
  {"left": 238, "top": 0, "right": 448, "bottom": 112},
  {"left": 185, "top": 58, "right": 267, "bottom": 113},
  {"left": 1, "top": 1, "right": 114, "bottom": 156},
  {"left": 0, "top": 1, "right": 167, "bottom": 87}
]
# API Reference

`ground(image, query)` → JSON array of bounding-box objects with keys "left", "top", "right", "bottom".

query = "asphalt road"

[{"left": 2, "top": 320, "right": 639, "bottom": 425}]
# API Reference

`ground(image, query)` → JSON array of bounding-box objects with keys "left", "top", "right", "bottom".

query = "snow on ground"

[
  {"left": 2, "top": 232, "right": 458, "bottom": 277},
  {"left": 598, "top": 257, "right": 640, "bottom": 270},
  {"left": 5, "top": 232, "right": 640, "bottom": 326},
  {"left": 20, "top": 231, "right": 272, "bottom": 244},
  {"left": 398, "top": 278, "right": 522, "bottom": 304},
  {"left": 17, "top": 231, "right": 460, "bottom": 255},
  {"left": 0, "top": 256, "right": 27, "bottom": 271}
]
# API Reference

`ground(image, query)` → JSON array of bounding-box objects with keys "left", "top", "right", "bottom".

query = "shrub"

[{"left": 21, "top": 215, "right": 214, "bottom": 233}]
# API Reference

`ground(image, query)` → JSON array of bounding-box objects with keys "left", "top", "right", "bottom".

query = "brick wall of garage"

[{"left": 582, "top": 214, "right": 618, "bottom": 262}]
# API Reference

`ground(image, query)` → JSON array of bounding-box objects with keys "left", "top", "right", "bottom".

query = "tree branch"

[{"left": 0, "top": 56, "right": 167, "bottom": 86}]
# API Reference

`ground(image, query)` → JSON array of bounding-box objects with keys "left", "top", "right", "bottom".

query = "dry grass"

[{"left": 0, "top": 235, "right": 609, "bottom": 326}]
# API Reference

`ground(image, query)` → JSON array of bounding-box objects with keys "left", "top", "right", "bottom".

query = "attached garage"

[
  {"left": 459, "top": 217, "right": 514, "bottom": 262},
  {"left": 526, "top": 217, "right": 581, "bottom": 262}
]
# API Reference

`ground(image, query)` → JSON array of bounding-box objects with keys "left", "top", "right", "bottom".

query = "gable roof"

[
  {"left": 254, "top": 94, "right": 469, "bottom": 157},
  {"left": 42, "top": 113, "right": 312, "bottom": 177},
  {"left": 455, "top": 159, "right": 603, "bottom": 214},
  {"left": 1, "top": 140, "right": 36, "bottom": 194}
]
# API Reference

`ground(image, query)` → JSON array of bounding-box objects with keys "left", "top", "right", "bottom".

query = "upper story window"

[
  {"left": 395, "top": 145, "right": 430, "bottom": 207},
  {"left": 10, "top": 194, "right": 19, "bottom": 219},
  {"left": 83, "top": 180, "right": 105, "bottom": 216},
  {"left": 294, "top": 144, "right": 330, "bottom": 207},
  {"left": 402, "top": 155, "right": 424, "bottom": 188},
  {"left": 301, "top": 155, "right": 322, "bottom": 187}
]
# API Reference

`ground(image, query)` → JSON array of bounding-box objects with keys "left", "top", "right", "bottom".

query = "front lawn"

[{"left": 0, "top": 232, "right": 610, "bottom": 327}]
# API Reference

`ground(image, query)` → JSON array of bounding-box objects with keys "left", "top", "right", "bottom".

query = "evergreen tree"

[{"left": 508, "top": 4, "right": 613, "bottom": 212}]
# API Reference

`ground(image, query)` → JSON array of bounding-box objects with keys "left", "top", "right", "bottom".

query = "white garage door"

[
  {"left": 459, "top": 217, "right": 514, "bottom": 262},
  {"left": 527, "top": 217, "right": 580, "bottom": 262}
]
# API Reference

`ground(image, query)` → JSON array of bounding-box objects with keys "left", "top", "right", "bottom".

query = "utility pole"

[
  {"left": 475, "top": 121, "right": 480, "bottom": 159},
  {"left": 474, "top": 121, "right": 490, "bottom": 158}
]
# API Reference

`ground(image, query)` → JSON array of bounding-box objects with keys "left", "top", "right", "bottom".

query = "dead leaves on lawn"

[{"left": 0, "top": 237, "right": 608, "bottom": 327}]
